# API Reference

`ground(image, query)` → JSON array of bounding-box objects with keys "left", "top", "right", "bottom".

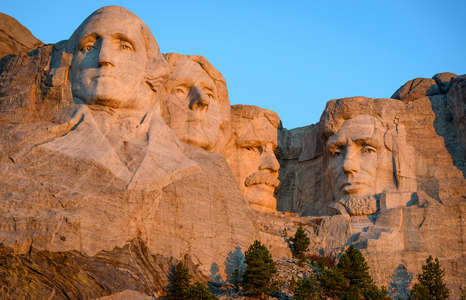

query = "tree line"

[{"left": 163, "top": 225, "right": 455, "bottom": 299}]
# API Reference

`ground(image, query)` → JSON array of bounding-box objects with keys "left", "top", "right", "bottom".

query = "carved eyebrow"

[
  {"left": 76, "top": 32, "right": 138, "bottom": 51},
  {"left": 199, "top": 80, "right": 216, "bottom": 94},
  {"left": 326, "top": 140, "right": 346, "bottom": 151},
  {"left": 111, "top": 32, "right": 137, "bottom": 51},
  {"left": 353, "top": 138, "right": 382, "bottom": 148},
  {"left": 237, "top": 139, "right": 262, "bottom": 149},
  {"left": 77, "top": 33, "right": 98, "bottom": 50}
]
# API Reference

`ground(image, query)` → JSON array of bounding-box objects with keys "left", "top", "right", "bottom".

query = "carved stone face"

[
  {"left": 70, "top": 13, "right": 152, "bottom": 110},
  {"left": 225, "top": 116, "right": 280, "bottom": 212},
  {"left": 326, "top": 115, "right": 393, "bottom": 203},
  {"left": 162, "top": 60, "right": 221, "bottom": 151}
]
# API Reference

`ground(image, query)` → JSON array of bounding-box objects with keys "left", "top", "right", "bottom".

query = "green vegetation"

[
  {"left": 289, "top": 275, "right": 297, "bottom": 292},
  {"left": 163, "top": 243, "right": 451, "bottom": 300},
  {"left": 293, "top": 275, "right": 322, "bottom": 300},
  {"left": 292, "top": 245, "right": 390, "bottom": 300},
  {"left": 460, "top": 286, "right": 466, "bottom": 300},
  {"left": 185, "top": 282, "right": 218, "bottom": 300},
  {"left": 290, "top": 226, "right": 310, "bottom": 266},
  {"left": 317, "top": 264, "right": 348, "bottom": 299},
  {"left": 408, "top": 256, "right": 449, "bottom": 300},
  {"left": 242, "top": 240, "right": 278, "bottom": 295},
  {"left": 164, "top": 261, "right": 218, "bottom": 300}
]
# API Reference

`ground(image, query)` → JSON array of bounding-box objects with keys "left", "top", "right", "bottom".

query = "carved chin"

[{"left": 242, "top": 184, "right": 277, "bottom": 212}]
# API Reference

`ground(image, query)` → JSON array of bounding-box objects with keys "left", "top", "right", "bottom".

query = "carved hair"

[
  {"left": 230, "top": 104, "right": 280, "bottom": 130},
  {"left": 320, "top": 97, "right": 392, "bottom": 150},
  {"left": 54, "top": 6, "right": 169, "bottom": 93}
]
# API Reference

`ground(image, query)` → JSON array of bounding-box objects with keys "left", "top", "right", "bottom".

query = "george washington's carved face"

[
  {"left": 326, "top": 115, "right": 394, "bottom": 205},
  {"left": 70, "top": 13, "right": 153, "bottom": 110},
  {"left": 162, "top": 60, "right": 221, "bottom": 151}
]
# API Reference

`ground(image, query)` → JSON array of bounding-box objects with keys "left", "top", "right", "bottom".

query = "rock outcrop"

[
  {"left": 0, "top": 12, "right": 43, "bottom": 70},
  {"left": 276, "top": 74, "right": 466, "bottom": 299},
  {"left": 0, "top": 6, "right": 465, "bottom": 300}
]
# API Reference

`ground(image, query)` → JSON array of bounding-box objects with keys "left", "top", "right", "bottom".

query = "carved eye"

[
  {"left": 331, "top": 150, "right": 343, "bottom": 157},
  {"left": 247, "top": 147, "right": 259, "bottom": 152},
  {"left": 81, "top": 44, "right": 93, "bottom": 52},
  {"left": 206, "top": 92, "right": 214, "bottom": 99},
  {"left": 172, "top": 87, "right": 185, "bottom": 95},
  {"left": 362, "top": 147, "right": 376, "bottom": 155},
  {"left": 120, "top": 43, "right": 133, "bottom": 51}
]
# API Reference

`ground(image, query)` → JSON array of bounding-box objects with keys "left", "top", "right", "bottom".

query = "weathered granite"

[
  {"left": 1, "top": 6, "right": 466, "bottom": 300},
  {"left": 224, "top": 105, "right": 281, "bottom": 212},
  {"left": 0, "top": 12, "right": 43, "bottom": 71}
]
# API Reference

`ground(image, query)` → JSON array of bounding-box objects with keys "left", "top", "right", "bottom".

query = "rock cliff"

[{"left": 0, "top": 7, "right": 465, "bottom": 300}]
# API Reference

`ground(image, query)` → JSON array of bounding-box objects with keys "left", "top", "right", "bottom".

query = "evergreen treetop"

[
  {"left": 242, "top": 240, "right": 278, "bottom": 295},
  {"left": 337, "top": 245, "right": 373, "bottom": 288},
  {"left": 408, "top": 256, "right": 449, "bottom": 300},
  {"left": 185, "top": 282, "right": 218, "bottom": 300},
  {"left": 290, "top": 225, "right": 310, "bottom": 259},
  {"left": 293, "top": 275, "right": 322, "bottom": 300},
  {"left": 164, "top": 261, "right": 218, "bottom": 300},
  {"left": 165, "top": 262, "right": 192, "bottom": 300}
]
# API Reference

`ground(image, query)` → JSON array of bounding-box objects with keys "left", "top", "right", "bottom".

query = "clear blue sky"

[{"left": 3, "top": 0, "right": 465, "bottom": 129}]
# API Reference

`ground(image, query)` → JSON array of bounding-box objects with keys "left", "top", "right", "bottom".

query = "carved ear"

[{"left": 145, "top": 59, "right": 169, "bottom": 94}]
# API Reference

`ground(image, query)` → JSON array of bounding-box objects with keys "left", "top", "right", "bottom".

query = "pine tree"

[
  {"left": 290, "top": 226, "right": 310, "bottom": 260},
  {"left": 363, "top": 284, "right": 392, "bottom": 300},
  {"left": 185, "top": 281, "right": 218, "bottom": 300},
  {"left": 293, "top": 275, "right": 322, "bottom": 300},
  {"left": 318, "top": 264, "right": 349, "bottom": 299},
  {"left": 242, "top": 240, "right": 278, "bottom": 295},
  {"left": 283, "top": 228, "right": 289, "bottom": 238},
  {"left": 337, "top": 245, "right": 373, "bottom": 299},
  {"left": 337, "top": 245, "right": 373, "bottom": 288},
  {"left": 408, "top": 256, "right": 449, "bottom": 300},
  {"left": 459, "top": 285, "right": 466, "bottom": 300},
  {"left": 165, "top": 262, "right": 192, "bottom": 300},
  {"left": 289, "top": 275, "right": 297, "bottom": 293}
]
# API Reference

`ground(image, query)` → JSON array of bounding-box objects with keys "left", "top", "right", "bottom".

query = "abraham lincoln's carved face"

[{"left": 326, "top": 115, "right": 394, "bottom": 206}]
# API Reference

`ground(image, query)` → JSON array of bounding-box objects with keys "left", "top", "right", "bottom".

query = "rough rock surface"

[
  {"left": 0, "top": 13, "right": 43, "bottom": 70},
  {"left": 0, "top": 8, "right": 286, "bottom": 299},
  {"left": 1, "top": 8, "right": 466, "bottom": 300},
  {"left": 276, "top": 76, "right": 466, "bottom": 299}
]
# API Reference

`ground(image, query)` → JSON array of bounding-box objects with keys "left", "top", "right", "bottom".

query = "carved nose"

[
  {"left": 259, "top": 145, "right": 280, "bottom": 172},
  {"left": 98, "top": 38, "right": 116, "bottom": 67},
  {"left": 342, "top": 155, "right": 360, "bottom": 174},
  {"left": 189, "top": 85, "right": 210, "bottom": 112}
]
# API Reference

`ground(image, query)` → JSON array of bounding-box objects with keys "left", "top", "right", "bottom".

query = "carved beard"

[{"left": 339, "top": 195, "right": 377, "bottom": 216}]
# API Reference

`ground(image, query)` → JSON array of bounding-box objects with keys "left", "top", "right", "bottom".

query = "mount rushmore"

[{"left": 0, "top": 6, "right": 465, "bottom": 299}]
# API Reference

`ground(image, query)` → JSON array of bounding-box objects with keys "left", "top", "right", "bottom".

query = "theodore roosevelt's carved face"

[
  {"left": 326, "top": 115, "right": 393, "bottom": 204},
  {"left": 70, "top": 13, "right": 153, "bottom": 110},
  {"left": 162, "top": 60, "right": 221, "bottom": 151},
  {"left": 224, "top": 107, "right": 280, "bottom": 213}
]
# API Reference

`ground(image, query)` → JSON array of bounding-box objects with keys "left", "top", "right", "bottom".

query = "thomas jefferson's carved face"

[
  {"left": 225, "top": 116, "right": 280, "bottom": 212},
  {"left": 70, "top": 13, "right": 152, "bottom": 110},
  {"left": 162, "top": 60, "right": 221, "bottom": 151},
  {"left": 326, "top": 115, "right": 393, "bottom": 203}
]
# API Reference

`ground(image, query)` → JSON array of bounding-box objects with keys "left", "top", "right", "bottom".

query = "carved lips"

[{"left": 340, "top": 181, "right": 370, "bottom": 194}]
